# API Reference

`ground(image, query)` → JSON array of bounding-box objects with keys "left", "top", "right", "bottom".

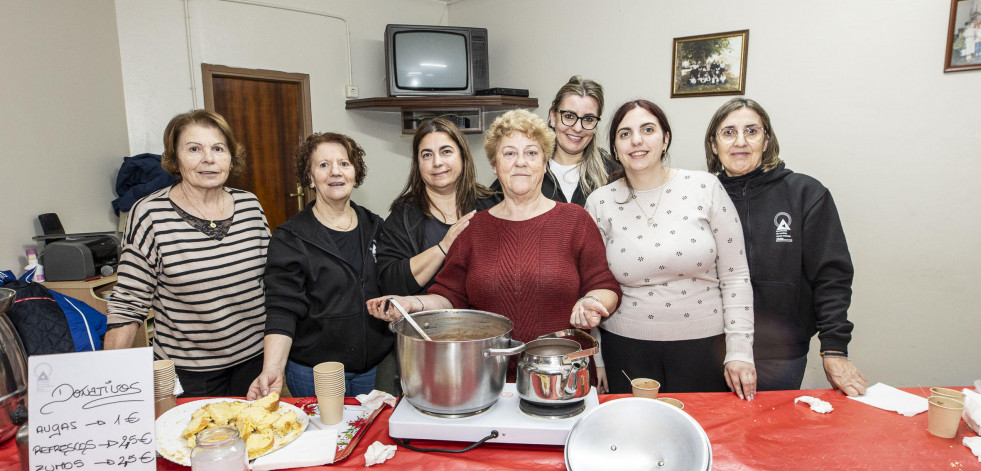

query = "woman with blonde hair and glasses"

[
  {"left": 493, "top": 76, "right": 613, "bottom": 206},
  {"left": 705, "top": 98, "right": 866, "bottom": 396}
]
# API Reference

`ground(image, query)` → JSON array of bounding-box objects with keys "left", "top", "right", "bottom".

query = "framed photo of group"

[
  {"left": 945, "top": 0, "right": 981, "bottom": 72},
  {"left": 671, "top": 30, "right": 749, "bottom": 98}
]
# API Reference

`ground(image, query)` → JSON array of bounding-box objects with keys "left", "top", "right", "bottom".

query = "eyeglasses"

[
  {"left": 558, "top": 110, "right": 600, "bottom": 130},
  {"left": 716, "top": 125, "right": 765, "bottom": 144}
]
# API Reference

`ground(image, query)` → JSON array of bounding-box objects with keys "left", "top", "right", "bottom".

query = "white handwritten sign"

[{"left": 28, "top": 348, "right": 155, "bottom": 470}]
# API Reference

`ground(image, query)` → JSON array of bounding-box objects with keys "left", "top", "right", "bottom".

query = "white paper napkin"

[
  {"left": 795, "top": 395, "right": 833, "bottom": 413},
  {"left": 962, "top": 387, "right": 981, "bottom": 434},
  {"left": 364, "top": 441, "right": 397, "bottom": 467},
  {"left": 847, "top": 382, "right": 928, "bottom": 417},
  {"left": 356, "top": 390, "right": 397, "bottom": 410},
  {"left": 250, "top": 429, "right": 337, "bottom": 471},
  {"left": 963, "top": 436, "right": 981, "bottom": 462}
]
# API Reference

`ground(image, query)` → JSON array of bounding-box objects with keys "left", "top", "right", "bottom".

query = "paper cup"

[
  {"left": 930, "top": 387, "right": 966, "bottom": 402},
  {"left": 631, "top": 378, "right": 660, "bottom": 399},
  {"left": 657, "top": 397, "right": 685, "bottom": 410},
  {"left": 927, "top": 396, "right": 965, "bottom": 438},
  {"left": 154, "top": 379, "right": 176, "bottom": 397},
  {"left": 154, "top": 394, "right": 177, "bottom": 419},
  {"left": 318, "top": 395, "right": 345, "bottom": 425},
  {"left": 313, "top": 361, "right": 344, "bottom": 374}
]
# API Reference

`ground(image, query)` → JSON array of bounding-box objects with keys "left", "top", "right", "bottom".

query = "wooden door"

[{"left": 202, "top": 64, "right": 313, "bottom": 230}]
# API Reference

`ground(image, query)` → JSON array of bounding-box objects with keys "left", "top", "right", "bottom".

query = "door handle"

[{"left": 288, "top": 184, "right": 305, "bottom": 211}]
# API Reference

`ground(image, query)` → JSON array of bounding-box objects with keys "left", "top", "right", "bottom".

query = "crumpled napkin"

[
  {"left": 364, "top": 441, "right": 396, "bottom": 467},
  {"left": 962, "top": 387, "right": 981, "bottom": 434},
  {"left": 963, "top": 437, "right": 981, "bottom": 462},
  {"left": 357, "top": 390, "right": 397, "bottom": 410},
  {"left": 250, "top": 429, "right": 337, "bottom": 471},
  {"left": 795, "top": 395, "right": 833, "bottom": 413},
  {"left": 847, "top": 382, "right": 928, "bottom": 417}
]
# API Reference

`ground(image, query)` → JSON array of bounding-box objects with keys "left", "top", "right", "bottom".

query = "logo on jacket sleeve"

[{"left": 774, "top": 212, "right": 792, "bottom": 243}]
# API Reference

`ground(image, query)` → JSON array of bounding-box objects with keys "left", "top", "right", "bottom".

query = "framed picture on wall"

[
  {"left": 945, "top": 0, "right": 981, "bottom": 72},
  {"left": 671, "top": 30, "right": 749, "bottom": 98}
]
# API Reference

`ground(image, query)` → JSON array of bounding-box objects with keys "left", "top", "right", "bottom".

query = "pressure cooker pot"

[{"left": 516, "top": 329, "right": 597, "bottom": 405}]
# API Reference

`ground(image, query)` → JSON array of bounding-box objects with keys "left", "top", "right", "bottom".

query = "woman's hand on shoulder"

[
  {"left": 724, "top": 360, "right": 757, "bottom": 401},
  {"left": 439, "top": 210, "right": 477, "bottom": 253},
  {"left": 823, "top": 357, "right": 867, "bottom": 396}
]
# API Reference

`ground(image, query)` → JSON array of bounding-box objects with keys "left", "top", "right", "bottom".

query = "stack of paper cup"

[
  {"left": 313, "top": 361, "right": 345, "bottom": 425},
  {"left": 153, "top": 360, "right": 177, "bottom": 418}
]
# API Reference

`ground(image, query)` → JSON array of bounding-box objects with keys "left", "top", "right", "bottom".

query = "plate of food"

[{"left": 155, "top": 393, "right": 308, "bottom": 466}]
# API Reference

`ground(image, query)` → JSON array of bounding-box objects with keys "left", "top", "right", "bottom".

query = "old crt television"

[{"left": 385, "top": 24, "right": 489, "bottom": 96}]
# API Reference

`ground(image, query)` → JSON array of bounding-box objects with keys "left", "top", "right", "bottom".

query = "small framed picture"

[
  {"left": 945, "top": 0, "right": 981, "bottom": 72},
  {"left": 671, "top": 30, "right": 749, "bottom": 98}
]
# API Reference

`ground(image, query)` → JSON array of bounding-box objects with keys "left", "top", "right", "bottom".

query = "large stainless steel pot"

[
  {"left": 0, "top": 288, "right": 29, "bottom": 443},
  {"left": 390, "top": 310, "right": 524, "bottom": 416},
  {"left": 516, "top": 329, "right": 596, "bottom": 405}
]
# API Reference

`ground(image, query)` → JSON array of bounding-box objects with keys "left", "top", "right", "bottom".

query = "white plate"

[{"left": 155, "top": 398, "right": 309, "bottom": 466}]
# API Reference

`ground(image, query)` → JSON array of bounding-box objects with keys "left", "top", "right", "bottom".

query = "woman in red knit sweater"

[{"left": 368, "top": 110, "right": 621, "bottom": 351}]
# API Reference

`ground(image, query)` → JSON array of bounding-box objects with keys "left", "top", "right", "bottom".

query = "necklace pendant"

[
  {"left": 647, "top": 218, "right": 655, "bottom": 227},
  {"left": 209, "top": 221, "right": 217, "bottom": 228}
]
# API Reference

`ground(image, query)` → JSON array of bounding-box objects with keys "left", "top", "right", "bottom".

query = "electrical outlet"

[{"left": 345, "top": 85, "right": 359, "bottom": 98}]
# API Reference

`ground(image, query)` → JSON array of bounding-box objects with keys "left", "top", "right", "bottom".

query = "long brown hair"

[{"left": 391, "top": 117, "right": 493, "bottom": 216}]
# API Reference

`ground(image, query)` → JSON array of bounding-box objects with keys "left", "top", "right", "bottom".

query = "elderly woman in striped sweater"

[{"left": 105, "top": 110, "right": 270, "bottom": 397}]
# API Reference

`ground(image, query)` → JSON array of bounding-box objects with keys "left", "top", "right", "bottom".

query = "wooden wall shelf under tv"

[{"left": 346, "top": 95, "right": 538, "bottom": 134}]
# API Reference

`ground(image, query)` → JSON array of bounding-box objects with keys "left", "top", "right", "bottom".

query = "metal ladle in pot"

[{"left": 385, "top": 298, "right": 432, "bottom": 341}]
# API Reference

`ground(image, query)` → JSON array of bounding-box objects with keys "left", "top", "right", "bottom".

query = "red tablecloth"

[{"left": 3, "top": 387, "right": 978, "bottom": 470}]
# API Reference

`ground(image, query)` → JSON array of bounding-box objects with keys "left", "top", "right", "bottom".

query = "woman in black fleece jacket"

[{"left": 705, "top": 98, "right": 867, "bottom": 396}]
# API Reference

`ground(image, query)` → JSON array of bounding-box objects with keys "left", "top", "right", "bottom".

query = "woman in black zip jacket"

[
  {"left": 247, "top": 132, "right": 392, "bottom": 400},
  {"left": 704, "top": 98, "right": 867, "bottom": 396},
  {"left": 376, "top": 117, "right": 497, "bottom": 297}
]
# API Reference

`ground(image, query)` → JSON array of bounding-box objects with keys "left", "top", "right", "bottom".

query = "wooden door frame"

[{"left": 201, "top": 63, "right": 313, "bottom": 138}]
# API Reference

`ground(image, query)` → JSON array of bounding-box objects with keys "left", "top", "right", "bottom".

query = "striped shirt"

[{"left": 108, "top": 186, "right": 270, "bottom": 372}]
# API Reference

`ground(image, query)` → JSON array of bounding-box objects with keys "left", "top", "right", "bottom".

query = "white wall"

[
  {"left": 448, "top": 0, "right": 981, "bottom": 389},
  {"left": 5, "top": 0, "right": 977, "bottom": 390},
  {"left": 114, "top": 0, "right": 450, "bottom": 215},
  {"left": 0, "top": 1, "right": 129, "bottom": 273}
]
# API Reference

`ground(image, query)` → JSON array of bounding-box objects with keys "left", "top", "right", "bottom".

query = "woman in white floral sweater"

[{"left": 585, "top": 99, "right": 757, "bottom": 399}]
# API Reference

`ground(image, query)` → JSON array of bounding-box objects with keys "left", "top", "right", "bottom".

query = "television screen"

[{"left": 393, "top": 31, "right": 469, "bottom": 90}]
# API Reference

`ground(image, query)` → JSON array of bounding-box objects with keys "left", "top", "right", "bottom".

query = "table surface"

[{"left": 3, "top": 387, "right": 978, "bottom": 471}]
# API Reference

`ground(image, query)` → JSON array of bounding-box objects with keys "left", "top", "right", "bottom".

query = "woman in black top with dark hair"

[{"left": 376, "top": 117, "right": 497, "bottom": 296}]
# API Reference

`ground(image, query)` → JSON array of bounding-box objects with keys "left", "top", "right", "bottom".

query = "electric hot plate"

[{"left": 388, "top": 383, "right": 599, "bottom": 446}]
